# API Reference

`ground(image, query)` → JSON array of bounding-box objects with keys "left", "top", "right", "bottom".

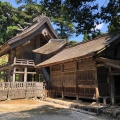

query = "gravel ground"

[{"left": 0, "top": 99, "right": 117, "bottom": 120}]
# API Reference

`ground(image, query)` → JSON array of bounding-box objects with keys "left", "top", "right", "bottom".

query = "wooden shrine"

[
  {"left": 37, "top": 34, "right": 120, "bottom": 105},
  {"left": 0, "top": 14, "right": 66, "bottom": 83}
]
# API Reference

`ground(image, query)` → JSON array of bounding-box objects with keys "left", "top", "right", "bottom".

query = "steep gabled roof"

[
  {"left": 33, "top": 39, "right": 67, "bottom": 54},
  {"left": 37, "top": 34, "right": 120, "bottom": 67},
  {"left": 0, "top": 15, "right": 58, "bottom": 56}
]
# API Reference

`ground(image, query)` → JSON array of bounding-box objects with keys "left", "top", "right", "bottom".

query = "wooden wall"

[
  {"left": 8, "top": 34, "right": 48, "bottom": 63},
  {"left": 97, "top": 66, "right": 109, "bottom": 96},
  {"left": 50, "top": 59, "right": 98, "bottom": 99},
  {"left": 63, "top": 62, "right": 76, "bottom": 96},
  {"left": 51, "top": 64, "right": 62, "bottom": 96},
  {"left": 77, "top": 60, "right": 96, "bottom": 99}
]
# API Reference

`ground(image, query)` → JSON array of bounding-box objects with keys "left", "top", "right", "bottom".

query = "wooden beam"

[
  {"left": 13, "top": 67, "right": 16, "bottom": 82},
  {"left": 95, "top": 64, "right": 99, "bottom": 103},
  {"left": 105, "top": 62, "right": 120, "bottom": 69},
  {"left": 96, "top": 64, "right": 104, "bottom": 67},
  {"left": 109, "top": 67, "right": 116, "bottom": 105},
  {"left": 61, "top": 63, "right": 64, "bottom": 99},
  {"left": 110, "top": 73, "right": 120, "bottom": 75},
  {"left": 15, "top": 71, "right": 36, "bottom": 74},
  {"left": 8, "top": 69, "right": 11, "bottom": 82},
  {"left": 35, "top": 68, "right": 39, "bottom": 81},
  {"left": 24, "top": 67, "right": 27, "bottom": 82},
  {"left": 75, "top": 61, "right": 79, "bottom": 100},
  {"left": 14, "top": 57, "right": 16, "bottom": 64}
]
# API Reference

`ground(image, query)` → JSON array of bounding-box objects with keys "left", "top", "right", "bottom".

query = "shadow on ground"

[{"left": 0, "top": 105, "right": 71, "bottom": 120}]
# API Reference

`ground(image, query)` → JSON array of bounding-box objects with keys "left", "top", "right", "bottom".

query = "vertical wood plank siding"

[{"left": 50, "top": 59, "right": 98, "bottom": 99}]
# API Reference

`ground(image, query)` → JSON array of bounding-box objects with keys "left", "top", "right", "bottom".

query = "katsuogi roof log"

[
  {"left": 33, "top": 39, "right": 67, "bottom": 54},
  {"left": 37, "top": 34, "right": 120, "bottom": 67}
]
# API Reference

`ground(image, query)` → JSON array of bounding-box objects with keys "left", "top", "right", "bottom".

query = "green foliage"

[
  {"left": 16, "top": 0, "right": 41, "bottom": 22},
  {"left": 108, "top": 17, "right": 120, "bottom": 35},
  {"left": 0, "top": 1, "right": 26, "bottom": 44},
  {"left": 6, "top": 26, "right": 18, "bottom": 39},
  {"left": 68, "top": 40, "right": 78, "bottom": 46},
  {"left": 0, "top": 0, "right": 120, "bottom": 44},
  {"left": 40, "top": 0, "right": 75, "bottom": 39},
  {"left": 83, "top": 33, "right": 91, "bottom": 42},
  {"left": 101, "top": 0, "right": 120, "bottom": 35},
  {"left": 65, "top": 0, "right": 100, "bottom": 35},
  {"left": 83, "top": 31, "right": 103, "bottom": 42}
]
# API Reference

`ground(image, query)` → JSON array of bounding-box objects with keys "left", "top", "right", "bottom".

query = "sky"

[{"left": 1, "top": 0, "right": 109, "bottom": 42}]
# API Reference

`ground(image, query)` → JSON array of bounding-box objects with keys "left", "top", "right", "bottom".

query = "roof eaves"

[{"left": 36, "top": 54, "right": 94, "bottom": 68}]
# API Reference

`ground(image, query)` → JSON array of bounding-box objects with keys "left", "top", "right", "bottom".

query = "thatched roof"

[
  {"left": 0, "top": 15, "right": 58, "bottom": 57},
  {"left": 37, "top": 34, "right": 120, "bottom": 67},
  {"left": 33, "top": 39, "right": 67, "bottom": 54}
]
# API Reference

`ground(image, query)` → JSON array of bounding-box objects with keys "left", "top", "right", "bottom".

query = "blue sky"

[{"left": 2, "top": 0, "right": 109, "bottom": 42}]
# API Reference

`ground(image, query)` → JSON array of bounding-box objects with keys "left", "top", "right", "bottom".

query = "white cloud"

[{"left": 95, "top": 23, "right": 104, "bottom": 30}]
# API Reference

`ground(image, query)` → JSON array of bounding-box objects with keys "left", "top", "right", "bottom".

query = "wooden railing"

[
  {"left": 0, "top": 82, "right": 44, "bottom": 101},
  {"left": 0, "top": 58, "right": 35, "bottom": 69},
  {"left": 14, "top": 58, "right": 35, "bottom": 66}
]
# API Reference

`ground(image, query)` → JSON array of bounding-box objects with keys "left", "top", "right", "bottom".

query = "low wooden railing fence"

[{"left": 0, "top": 82, "right": 44, "bottom": 101}]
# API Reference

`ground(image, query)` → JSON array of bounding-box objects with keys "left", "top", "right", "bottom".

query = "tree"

[
  {"left": 65, "top": 0, "right": 100, "bottom": 35},
  {"left": 83, "top": 30, "right": 103, "bottom": 42},
  {"left": 101, "top": 0, "right": 120, "bottom": 35},
  {"left": 68, "top": 40, "right": 78, "bottom": 46},
  {"left": 16, "top": 0, "right": 41, "bottom": 23},
  {"left": 0, "top": 1, "right": 19, "bottom": 44},
  {"left": 108, "top": 18, "right": 120, "bottom": 35},
  {"left": 40, "top": 0, "right": 75, "bottom": 39},
  {"left": 83, "top": 32, "right": 91, "bottom": 41}
]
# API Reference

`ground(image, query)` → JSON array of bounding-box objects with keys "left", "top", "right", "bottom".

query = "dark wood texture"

[{"left": 49, "top": 59, "right": 98, "bottom": 100}]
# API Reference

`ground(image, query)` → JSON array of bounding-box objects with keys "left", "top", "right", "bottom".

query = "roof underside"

[
  {"left": 96, "top": 57, "right": 120, "bottom": 69},
  {"left": 37, "top": 34, "right": 120, "bottom": 67},
  {"left": 33, "top": 39, "right": 67, "bottom": 54}
]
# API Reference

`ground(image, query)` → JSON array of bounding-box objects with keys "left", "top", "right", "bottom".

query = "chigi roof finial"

[
  {"left": 33, "top": 13, "right": 47, "bottom": 22},
  {"left": 42, "top": 12, "right": 46, "bottom": 17}
]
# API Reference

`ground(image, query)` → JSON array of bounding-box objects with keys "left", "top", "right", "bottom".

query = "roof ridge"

[
  {"left": 66, "top": 33, "right": 109, "bottom": 49},
  {"left": 33, "top": 13, "right": 48, "bottom": 22},
  {"left": 50, "top": 39, "right": 66, "bottom": 42}
]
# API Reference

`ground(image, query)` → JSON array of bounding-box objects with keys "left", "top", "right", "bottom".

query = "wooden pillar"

[
  {"left": 109, "top": 67, "right": 116, "bottom": 105},
  {"left": 35, "top": 68, "right": 39, "bottom": 81},
  {"left": 75, "top": 61, "right": 79, "bottom": 100},
  {"left": 95, "top": 64, "right": 99, "bottom": 103},
  {"left": 110, "top": 76, "right": 115, "bottom": 105},
  {"left": 61, "top": 63, "right": 64, "bottom": 99},
  {"left": 14, "top": 57, "right": 16, "bottom": 64},
  {"left": 8, "top": 71, "right": 11, "bottom": 82},
  {"left": 13, "top": 67, "right": 16, "bottom": 82},
  {"left": 7, "top": 67, "right": 11, "bottom": 82},
  {"left": 24, "top": 67, "right": 27, "bottom": 82}
]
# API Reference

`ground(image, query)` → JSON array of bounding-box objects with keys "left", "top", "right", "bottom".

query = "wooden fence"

[{"left": 0, "top": 82, "right": 44, "bottom": 101}]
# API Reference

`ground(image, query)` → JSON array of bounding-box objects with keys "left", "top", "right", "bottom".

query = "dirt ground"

[{"left": 0, "top": 99, "right": 117, "bottom": 120}]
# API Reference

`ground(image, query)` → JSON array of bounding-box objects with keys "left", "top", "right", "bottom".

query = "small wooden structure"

[{"left": 37, "top": 34, "right": 120, "bottom": 105}]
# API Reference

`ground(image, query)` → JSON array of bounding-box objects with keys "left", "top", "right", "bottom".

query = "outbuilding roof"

[
  {"left": 33, "top": 39, "right": 67, "bottom": 54},
  {"left": 37, "top": 34, "right": 120, "bottom": 67}
]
